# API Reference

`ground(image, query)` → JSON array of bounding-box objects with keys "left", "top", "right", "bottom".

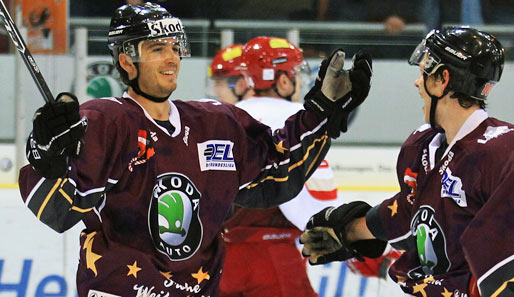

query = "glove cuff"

[
  {"left": 304, "top": 90, "right": 335, "bottom": 118},
  {"left": 26, "top": 133, "right": 69, "bottom": 179},
  {"left": 350, "top": 239, "right": 388, "bottom": 259}
]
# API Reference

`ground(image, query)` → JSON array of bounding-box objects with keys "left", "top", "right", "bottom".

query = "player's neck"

[
  {"left": 128, "top": 88, "right": 171, "bottom": 121},
  {"left": 438, "top": 100, "right": 480, "bottom": 144}
]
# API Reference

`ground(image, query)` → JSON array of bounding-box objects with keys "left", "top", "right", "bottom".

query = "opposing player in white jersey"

[{"left": 237, "top": 37, "right": 341, "bottom": 229}]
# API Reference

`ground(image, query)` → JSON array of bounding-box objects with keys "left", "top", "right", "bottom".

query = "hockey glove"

[
  {"left": 300, "top": 201, "right": 386, "bottom": 265},
  {"left": 304, "top": 49, "right": 372, "bottom": 138},
  {"left": 27, "top": 93, "right": 87, "bottom": 178}
]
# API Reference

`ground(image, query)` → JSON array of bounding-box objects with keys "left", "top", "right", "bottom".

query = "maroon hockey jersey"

[
  {"left": 366, "top": 110, "right": 514, "bottom": 297},
  {"left": 18, "top": 94, "right": 330, "bottom": 297}
]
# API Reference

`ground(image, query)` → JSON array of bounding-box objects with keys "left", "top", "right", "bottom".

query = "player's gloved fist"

[
  {"left": 27, "top": 93, "right": 87, "bottom": 178},
  {"left": 32, "top": 92, "right": 87, "bottom": 156},
  {"left": 300, "top": 201, "right": 386, "bottom": 265}
]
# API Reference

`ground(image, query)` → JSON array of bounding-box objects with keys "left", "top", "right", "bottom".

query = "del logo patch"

[
  {"left": 197, "top": 140, "right": 236, "bottom": 171},
  {"left": 441, "top": 168, "right": 467, "bottom": 207},
  {"left": 149, "top": 173, "right": 203, "bottom": 261}
]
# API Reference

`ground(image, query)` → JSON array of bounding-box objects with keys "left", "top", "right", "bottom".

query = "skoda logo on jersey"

[
  {"left": 149, "top": 173, "right": 203, "bottom": 261},
  {"left": 409, "top": 206, "right": 450, "bottom": 279},
  {"left": 441, "top": 168, "right": 467, "bottom": 207},
  {"left": 197, "top": 140, "right": 236, "bottom": 171}
]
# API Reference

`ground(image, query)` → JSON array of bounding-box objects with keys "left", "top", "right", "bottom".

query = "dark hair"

[{"left": 432, "top": 65, "right": 487, "bottom": 109}]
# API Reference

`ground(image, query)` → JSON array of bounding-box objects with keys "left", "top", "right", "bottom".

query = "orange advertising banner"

[{"left": 17, "top": 0, "right": 67, "bottom": 54}]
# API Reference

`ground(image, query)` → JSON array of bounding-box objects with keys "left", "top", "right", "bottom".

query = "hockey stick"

[{"left": 0, "top": 0, "right": 55, "bottom": 103}]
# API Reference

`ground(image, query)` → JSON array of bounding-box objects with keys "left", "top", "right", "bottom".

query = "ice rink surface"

[{"left": 0, "top": 188, "right": 406, "bottom": 297}]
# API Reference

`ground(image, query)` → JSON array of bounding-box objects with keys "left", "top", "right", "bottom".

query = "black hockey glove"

[
  {"left": 304, "top": 49, "right": 372, "bottom": 138},
  {"left": 299, "top": 201, "right": 387, "bottom": 265},
  {"left": 27, "top": 93, "right": 87, "bottom": 179}
]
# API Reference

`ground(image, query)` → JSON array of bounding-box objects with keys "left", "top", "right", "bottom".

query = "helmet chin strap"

[
  {"left": 129, "top": 63, "right": 170, "bottom": 103},
  {"left": 423, "top": 73, "right": 449, "bottom": 128}
]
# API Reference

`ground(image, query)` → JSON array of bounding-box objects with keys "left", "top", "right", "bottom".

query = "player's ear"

[
  {"left": 441, "top": 69, "right": 450, "bottom": 88},
  {"left": 276, "top": 72, "right": 290, "bottom": 91},
  {"left": 119, "top": 53, "right": 137, "bottom": 80}
]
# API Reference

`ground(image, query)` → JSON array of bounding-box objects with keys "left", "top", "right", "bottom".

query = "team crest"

[
  {"left": 128, "top": 130, "right": 155, "bottom": 172},
  {"left": 404, "top": 168, "right": 418, "bottom": 205},
  {"left": 149, "top": 173, "right": 203, "bottom": 261},
  {"left": 409, "top": 206, "right": 450, "bottom": 279}
]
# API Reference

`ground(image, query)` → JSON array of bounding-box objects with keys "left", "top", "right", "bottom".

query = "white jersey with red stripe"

[{"left": 236, "top": 96, "right": 343, "bottom": 229}]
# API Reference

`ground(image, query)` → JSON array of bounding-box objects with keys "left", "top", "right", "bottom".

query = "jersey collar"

[
  {"left": 123, "top": 91, "right": 182, "bottom": 137},
  {"left": 443, "top": 109, "right": 488, "bottom": 157}
]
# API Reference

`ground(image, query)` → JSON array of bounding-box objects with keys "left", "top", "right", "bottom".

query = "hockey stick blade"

[{"left": 0, "top": 0, "right": 54, "bottom": 103}]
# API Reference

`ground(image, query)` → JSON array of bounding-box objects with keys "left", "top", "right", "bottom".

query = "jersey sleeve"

[
  {"left": 461, "top": 147, "right": 514, "bottom": 297},
  {"left": 18, "top": 105, "right": 126, "bottom": 233},
  {"left": 232, "top": 106, "right": 332, "bottom": 209}
]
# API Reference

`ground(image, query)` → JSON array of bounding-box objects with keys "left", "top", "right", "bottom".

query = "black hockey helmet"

[
  {"left": 409, "top": 27, "right": 504, "bottom": 100},
  {"left": 108, "top": 2, "right": 190, "bottom": 84}
]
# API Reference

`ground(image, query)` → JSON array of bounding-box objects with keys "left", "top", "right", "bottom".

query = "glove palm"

[{"left": 304, "top": 50, "right": 372, "bottom": 138}]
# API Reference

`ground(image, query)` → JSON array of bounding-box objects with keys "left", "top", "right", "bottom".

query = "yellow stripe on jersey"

[
  {"left": 491, "top": 277, "right": 514, "bottom": 297},
  {"left": 59, "top": 188, "right": 73, "bottom": 204},
  {"left": 305, "top": 135, "right": 328, "bottom": 176},
  {"left": 246, "top": 134, "right": 329, "bottom": 189},
  {"left": 37, "top": 178, "right": 62, "bottom": 219},
  {"left": 71, "top": 206, "right": 93, "bottom": 213}
]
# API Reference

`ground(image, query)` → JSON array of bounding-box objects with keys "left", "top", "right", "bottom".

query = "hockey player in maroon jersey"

[
  {"left": 17, "top": 2, "right": 372, "bottom": 297},
  {"left": 300, "top": 27, "right": 514, "bottom": 297},
  {"left": 208, "top": 44, "right": 253, "bottom": 104}
]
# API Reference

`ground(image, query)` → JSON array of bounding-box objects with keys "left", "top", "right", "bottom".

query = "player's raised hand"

[
  {"left": 304, "top": 49, "right": 372, "bottom": 138},
  {"left": 27, "top": 92, "right": 87, "bottom": 178}
]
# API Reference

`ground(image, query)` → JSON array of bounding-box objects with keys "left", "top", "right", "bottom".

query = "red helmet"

[
  {"left": 241, "top": 36, "right": 305, "bottom": 90},
  {"left": 209, "top": 44, "right": 244, "bottom": 78}
]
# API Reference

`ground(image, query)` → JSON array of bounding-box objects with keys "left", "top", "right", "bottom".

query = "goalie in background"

[{"left": 300, "top": 27, "right": 513, "bottom": 297}]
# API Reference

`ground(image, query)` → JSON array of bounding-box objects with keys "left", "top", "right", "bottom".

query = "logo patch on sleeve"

[{"left": 197, "top": 140, "right": 236, "bottom": 171}]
